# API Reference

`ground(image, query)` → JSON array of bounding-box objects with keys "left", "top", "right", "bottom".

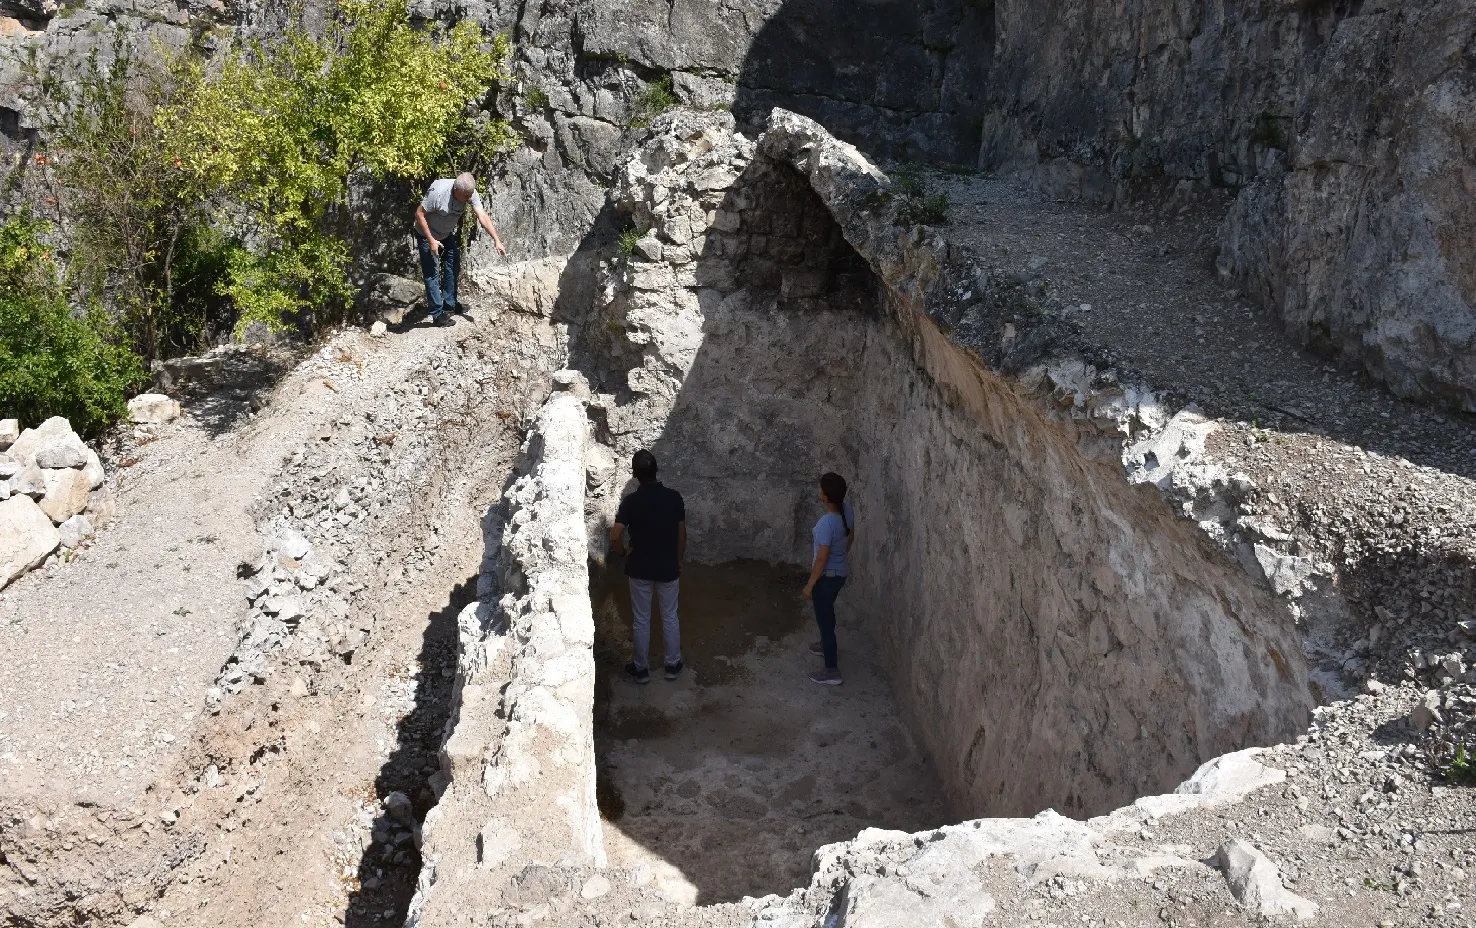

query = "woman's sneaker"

[
  {"left": 808, "top": 641, "right": 824, "bottom": 655},
  {"left": 664, "top": 661, "right": 684, "bottom": 681},
  {"left": 809, "top": 668, "right": 842, "bottom": 686},
  {"left": 625, "top": 662, "right": 651, "bottom": 685}
]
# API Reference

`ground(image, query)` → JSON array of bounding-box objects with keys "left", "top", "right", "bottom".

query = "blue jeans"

[
  {"left": 629, "top": 577, "right": 681, "bottom": 671},
  {"left": 812, "top": 575, "right": 846, "bottom": 670},
  {"left": 415, "top": 231, "right": 460, "bottom": 318}
]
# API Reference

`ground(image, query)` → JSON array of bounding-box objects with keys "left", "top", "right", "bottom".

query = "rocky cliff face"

[
  {"left": 978, "top": 0, "right": 1476, "bottom": 411},
  {"left": 478, "top": 0, "right": 1476, "bottom": 411},
  {"left": 2, "top": 0, "right": 1470, "bottom": 406}
]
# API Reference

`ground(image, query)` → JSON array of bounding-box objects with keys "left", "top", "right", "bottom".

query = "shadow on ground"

[{"left": 344, "top": 574, "right": 475, "bottom": 928}]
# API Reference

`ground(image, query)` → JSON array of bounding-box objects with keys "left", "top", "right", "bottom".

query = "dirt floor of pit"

[{"left": 590, "top": 560, "right": 951, "bottom": 905}]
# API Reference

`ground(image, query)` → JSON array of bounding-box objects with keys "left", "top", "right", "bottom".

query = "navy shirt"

[{"left": 615, "top": 482, "right": 686, "bottom": 582}]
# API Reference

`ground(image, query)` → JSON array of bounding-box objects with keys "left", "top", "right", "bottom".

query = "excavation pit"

[
  {"left": 591, "top": 561, "right": 950, "bottom": 904},
  {"left": 407, "top": 112, "right": 1320, "bottom": 926}
]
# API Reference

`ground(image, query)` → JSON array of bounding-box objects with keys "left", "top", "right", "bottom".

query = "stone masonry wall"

[
  {"left": 407, "top": 376, "right": 603, "bottom": 926},
  {"left": 577, "top": 109, "right": 1314, "bottom": 820}
]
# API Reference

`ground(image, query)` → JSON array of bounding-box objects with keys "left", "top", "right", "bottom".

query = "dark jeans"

[
  {"left": 812, "top": 575, "right": 846, "bottom": 670},
  {"left": 415, "top": 231, "right": 460, "bottom": 318}
]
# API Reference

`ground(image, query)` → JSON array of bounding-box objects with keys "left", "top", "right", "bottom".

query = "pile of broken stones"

[
  {"left": 0, "top": 416, "right": 114, "bottom": 588},
  {"left": 0, "top": 393, "right": 180, "bottom": 589}
]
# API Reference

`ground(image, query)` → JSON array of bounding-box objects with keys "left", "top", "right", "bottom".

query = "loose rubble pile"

[
  {"left": 0, "top": 415, "right": 117, "bottom": 588},
  {"left": 207, "top": 335, "right": 547, "bottom": 707}
]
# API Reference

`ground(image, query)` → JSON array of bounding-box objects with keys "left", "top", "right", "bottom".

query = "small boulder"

[
  {"left": 39, "top": 468, "right": 90, "bottom": 523},
  {"left": 7, "top": 416, "right": 76, "bottom": 467},
  {"left": 86, "top": 486, "right": 116, "bottom": 528},
  {"left": 12, "top": 464, "right": 45, "bottom": 498},
  {"left": 57, "top": 513, "right": 94, "bottom": 549},
  {"left": 1410, "top": 691, "right": 1443, "bottom": 731},
  {"left": 1213, "top": 839, "right": 1318, "bottom": 920},
  {"left": 127, "top": 393, "right": 181, "bottom": 424},
  {"left": 370, "top": 320, "right": 388, "bottom": 338},
  {"left": 0, "top": 418, "right": 17, "bottom": 449},
  {"left": 82, "top": 450, "right": 105, "bottom": 490},
  {"left": 0, "top": 494, "right": 61, "bottom": 588},
  {"left": 33, "top": 430, "right": 88, "bottom": 469},
  {"left": 269, "top": 527, "right": 312, "bottom": 561}
]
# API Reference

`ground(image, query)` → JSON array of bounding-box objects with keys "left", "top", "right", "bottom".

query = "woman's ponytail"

[{"left": 820, "top": 472, "right": 850, "bottom": 536}]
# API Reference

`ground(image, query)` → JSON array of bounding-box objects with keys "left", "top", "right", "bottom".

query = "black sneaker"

[
  {"left": 431, "top": 313, "right": 455, "bottom": 328},
  {"left": 664, "top": 661, "right": 684, "bottom": 681},
  {"left": 625, "top": 662, "right": 650, "bottom": 685}
]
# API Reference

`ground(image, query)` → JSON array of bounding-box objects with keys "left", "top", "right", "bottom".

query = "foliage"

[
  {"left": 44, "top": 39, "right": 220, "bottom": 363},
  {"left": 0, "top": 214, "right": 143, "bottom": 434},
  {"left": 1445, "top": 745, "right": 1476, "bottom": 784},
  {"left": 628, "top": 73, "right": 677, "bottom": 129},
  {"left": 523, "top": 86, "right": 549, "bottom": 110},
  {"left": 892, "top": 168, "right": 950, "bottom": 227},
  {"left": 159, "top": 0, "right": 512, "bottom": 333},
  {"left": 617, "top": 227, "right": 641, "bottom": 256}
]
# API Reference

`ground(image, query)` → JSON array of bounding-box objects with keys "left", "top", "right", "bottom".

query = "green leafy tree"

[
  {"left": 0, "top": 214, "right": 143, "bottom": 434},
  {"left": 44, "top": 40, "right": 221, "bottom": 364},
  {"left": 160, "top": 0, "right": 513, "bottom": 333}
]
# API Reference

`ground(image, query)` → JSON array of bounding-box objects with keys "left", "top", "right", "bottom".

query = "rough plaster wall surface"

[
  {"left": 408, "top": 378, "right": 602, "bottom": 927},
  {"left": 579, "top": 109, "right": 1314, "bottom": 823}
]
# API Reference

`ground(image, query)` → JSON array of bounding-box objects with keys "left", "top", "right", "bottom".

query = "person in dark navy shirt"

[{"left": 609, "top": 449, "right": 686, "bottom": 684}]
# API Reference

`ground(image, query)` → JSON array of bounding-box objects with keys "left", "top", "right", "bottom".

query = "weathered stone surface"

[
  {"left": 56, "top": 512, "right": 93, "bottom": 549},
  {"left": 85, "top": 486, "right": 116, "bottom": 528},
  {"left": 32, "top": 429, "right": 87, "bottom": 469},
  {"left": 38, "top": 467, "right": 88, "bottom": 523},
  {"left": 1213, "top": 839, "right": 1319, "bottom": 920},
  {"left": 12, "top": 464, "right": 44, "bottom": 498},
  {"left": 82, "top": 449, "right": 104, "bottom": 489},
  {"left": 127, "top": 393, "right": 181, "bottom": 424},
  {"left": 7, "top": 416, "right": 75, "bottom": 467},
  {"left": 0, "top": 493, "right": 60, "bottom": 588},
  {"left": 0, "top": 418, "right": 17, "bottom": 449},
  {"left": 973, "top": 0, "right": 1475, "bottom": 409}
]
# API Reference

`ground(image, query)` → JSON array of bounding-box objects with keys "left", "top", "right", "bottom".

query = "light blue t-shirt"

[{"left": 812, "top": 502, "right": 855, "bottom": 575}]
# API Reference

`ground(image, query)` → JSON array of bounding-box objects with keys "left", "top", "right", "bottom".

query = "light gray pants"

[{"left": 630, "top": 577, "right": 681, "bottom": 671}]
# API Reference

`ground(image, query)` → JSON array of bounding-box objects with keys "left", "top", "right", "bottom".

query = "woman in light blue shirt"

[{"left": 802, "top": 472, "right": 854, "bottom": 685}]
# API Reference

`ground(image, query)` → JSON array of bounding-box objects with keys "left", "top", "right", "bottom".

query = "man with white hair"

[{"left": 412, "top": 172, "right": 507, "bottom": 327}]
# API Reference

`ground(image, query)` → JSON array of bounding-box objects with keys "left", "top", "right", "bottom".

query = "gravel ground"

[
  {"left": 0, "top": 300, "right": 561, "bottom": 928},
  {"left": 936, "top": 173, "right": 1476, "bottom": 480}
]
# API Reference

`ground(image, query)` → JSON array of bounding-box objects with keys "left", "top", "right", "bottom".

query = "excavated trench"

[{"left": 568, "top": 119, "right": 1318, "bottom": 906}]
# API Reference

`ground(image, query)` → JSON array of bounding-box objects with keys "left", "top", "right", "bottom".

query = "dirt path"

[{"left": 0, "top": 293, "right": 562, "bottom": 928}]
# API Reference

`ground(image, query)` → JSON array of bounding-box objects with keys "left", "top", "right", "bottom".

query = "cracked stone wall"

[
  {"left": 407, "top": 376, "right": 603, "bottom": 926},
  {"left": 574, "top": 110, "right": 1315, "bottom": 820}
]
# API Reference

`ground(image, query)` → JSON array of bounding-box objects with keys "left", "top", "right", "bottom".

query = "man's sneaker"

[
  {"left": 809, "top": 668, "right": 843, "bottom": 686},
  {"left": 808, "top": 641, "right": 824, "bottom": 655},
  {"left": 431, "top": 313, "right": 455, "bottom": 328},
  {"left": 624, "top": 662, "right": 650, "bottom": 685},
  {"left": 664, "top": 661, "right": 684, "bottom": 681}
]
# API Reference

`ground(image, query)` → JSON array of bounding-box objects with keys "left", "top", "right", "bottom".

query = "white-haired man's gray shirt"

[{"left": 419, "top": 178, "right": 484, "bottom": 242}]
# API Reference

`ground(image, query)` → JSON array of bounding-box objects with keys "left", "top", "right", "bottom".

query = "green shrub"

[
  {"left": 46, "top": 1, "right": 515, "bottom": 348},
  {"left": 0, "top": 214, "right": 142, "bottom": 435},
  {"left": 161, "top": 0, "right": 513, "bottom": 335},
  {"left": 628, "top": 74, "right": 677, "bottom": 128},
  {"left": 45, "top": 40, "right": 218, "bottom": 364},
  {"left": 891, "top": 168, "right": 949, "bottom": 226},
  {"left": 523, "top": 86, "right": 549, "bottom": 110},
  {"left": 617, "top": 227, "right": 641, "bottom": 255}
]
